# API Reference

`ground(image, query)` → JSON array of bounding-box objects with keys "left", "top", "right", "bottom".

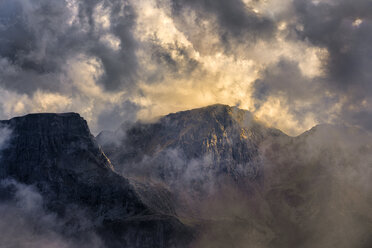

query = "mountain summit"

[{"left": 98, "top": 104, "right": 285, "bottom": 184}]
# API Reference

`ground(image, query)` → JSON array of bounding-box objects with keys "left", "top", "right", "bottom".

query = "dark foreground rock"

[{"left": 0, "top": 113, "right": 193, "bottom": 248}]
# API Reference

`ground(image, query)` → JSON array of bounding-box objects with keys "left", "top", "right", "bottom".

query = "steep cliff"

[{"left": 0, "top": 113, "right": 192, "bottom": 248}]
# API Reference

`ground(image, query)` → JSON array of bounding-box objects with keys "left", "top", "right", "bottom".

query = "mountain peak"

[
  {"left": 170, "top": 104, "right": 233, "bottom": 114},
  {"left": 166, "top": 103, "right": 250, "bottom": 118},
  {"left": 0, "top": 112, "right": 113, "bottom": 183},
  {"left": 99, "top": 104, "right": 283, "bottom": 185},
  {"left": 158, "top": 104, "right": 256, "bottom": 133},
  {"left": 1, "top": 112, "right": 88, "bottom": 133},
  {"left": 3, "top": 112, "right": 83, "bottom": 122}
]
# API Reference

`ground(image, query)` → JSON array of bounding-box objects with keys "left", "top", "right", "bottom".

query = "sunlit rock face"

[
  {"left": 0, "top": 113, "right": 192, "bottom": 248},
  {"left": 98, "top": 104, "right": 286, "bottom": 189}
]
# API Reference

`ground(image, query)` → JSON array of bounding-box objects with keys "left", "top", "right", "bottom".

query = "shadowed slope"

[{"left": 0, "top": 113, "right": 193, "bottom": 248}]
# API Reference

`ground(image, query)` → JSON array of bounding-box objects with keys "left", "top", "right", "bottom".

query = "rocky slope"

[
  {"left": 98, "top": 104, "right": 286, "bottom": 191},
  {"left": 0, "top": 113, "right": 192, "bottom": 248}
]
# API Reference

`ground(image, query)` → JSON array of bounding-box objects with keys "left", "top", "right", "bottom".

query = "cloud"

[
  {"left": 169, "top": 0, "right": 276, "bottom": 54},
  {"left": 0, "top": 125, "right": 11, "bottom": 149},
  {"left": 0, "top": 0, "right": 371, "bottom": 135},
  {"left": 96, "top": 100, "right": 140, "bottom": 132},
  {"left": 0, "top": 0, "right": 139, "bottom": 93},
  {"left": 251, "top": 59, "right": 340, "bottom": 135},
  {"left": 291, "top": 0, "right": 372, "bottom": 131},
  {"left": 0, "top": 124, "right": 12, "bottom": 160},
  {"left": 259, "top": 124, "right": 372, "bottom": 248},
  {"left": 0, "top": 179, "right": 104, "bottom": 248}
]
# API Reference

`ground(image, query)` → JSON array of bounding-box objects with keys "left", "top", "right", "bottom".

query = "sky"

[{"left": 0, "top": 0, "right": 371, "bottom": 135}]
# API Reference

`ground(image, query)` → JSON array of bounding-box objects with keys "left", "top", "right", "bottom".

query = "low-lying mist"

[
  {"left": 0, "top": 179, "right": 104, "bottom": 248},
  {"left": 100, "top": 122, "right": 372, "bottom": 248}
]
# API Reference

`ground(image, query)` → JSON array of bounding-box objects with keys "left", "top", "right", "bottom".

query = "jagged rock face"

[
  {"left": 0, "top": 113, "right": 192, "bottom": 248},
  {"left": 99, "top": 105, "right": 285, "bottom": 186},
  {"left": 0, "top": 113, "right": 113, "bottom": 182},
  {"left": 0, "top": 113, "right": 144, "bottom": 216}
]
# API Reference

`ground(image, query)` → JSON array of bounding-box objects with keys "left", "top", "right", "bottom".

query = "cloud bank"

[
  {"left": 0, "top": 179, "right": 104, "bottom": 248},
  {"left": 0, "top": 0, "right": 371, "bottom": 135}
]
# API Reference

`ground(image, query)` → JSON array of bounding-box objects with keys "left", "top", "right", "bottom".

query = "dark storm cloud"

[
  {"left": 253, "top": 60, "right": 316, "bottom": 103},
  {"left": 169, "top": 0, "right": 276, "bottom": 54},
  {"left": 86, "top": 0, "right": 139, "bottom": 91},
  {"left": 96, "top": 100, "right": 139, "bottom": 132},
  {"left": 253, "top": 59, "right": 338, "bottom": 126},
  {"left": 0, "top": 0, "right": 73, "bottom": 93},
  {"left": 293, "top": 0, "right": 372, "bottom": 131},
  {"left": 294, "top": 0, "right": 372, "bottom": 92},
  {"left": 0, "top": 0, "right": 138, "bottom": 94},
  {"left": 145, "top": 42, "right": 200, "bottom": 83},
  {"left": 251, "top": 0, "right": 372, "bottom": 131}
]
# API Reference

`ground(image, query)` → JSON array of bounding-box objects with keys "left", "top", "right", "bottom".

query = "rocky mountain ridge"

[{"left": 98, "top": 104, "right": 286, "bottom": 185}]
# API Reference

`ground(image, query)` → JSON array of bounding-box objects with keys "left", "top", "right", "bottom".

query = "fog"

[
  {"left": 0, "top": 179, "right": 105, "bottom": 248},
  {"left": 101, "top": 120, "right": 372, "bottom": 248},
  {"left": 0, "top": 128, "right": 105, "bottom": 248},
  {"left": 0, "top": 125, "right": 11, "bottom": 156}
]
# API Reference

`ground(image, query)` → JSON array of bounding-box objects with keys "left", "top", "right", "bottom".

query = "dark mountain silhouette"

[{"left": 0, "top": 113, "right": 192, "bottom": 248}]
